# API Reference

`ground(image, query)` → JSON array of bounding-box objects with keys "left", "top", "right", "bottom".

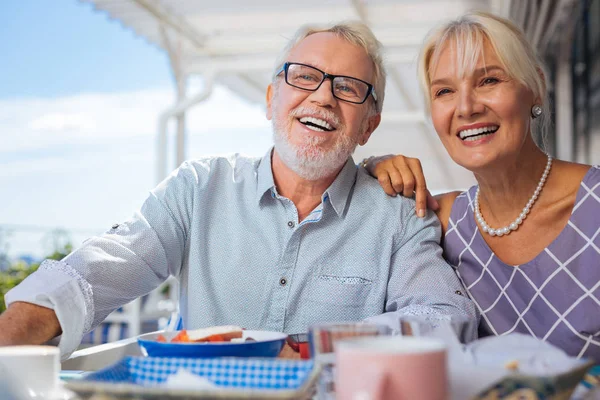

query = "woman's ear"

[{"left": 534, "top": 66, "right": 547, "bottom": 105}]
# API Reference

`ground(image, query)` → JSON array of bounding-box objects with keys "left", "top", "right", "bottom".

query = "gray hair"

[
  {"left": 418, "top": 11, "right": 550, "bottom": 149},
  {"left": 273, "top": 22, "right": 386, "bottom": 115}
]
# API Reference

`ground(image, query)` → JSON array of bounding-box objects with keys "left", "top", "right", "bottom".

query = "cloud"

[
  {"left": 1, "top": 85, "right": 270, "bottom": 153},
  {"left": 29, "top": 112, "right": 97, "bottom": 132},
  {"left": 0, "top": 156, "right": 73, "bottom": 178}
]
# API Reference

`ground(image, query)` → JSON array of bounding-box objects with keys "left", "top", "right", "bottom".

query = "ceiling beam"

[
  {"left": 184, "top": 55, "right": 275, "bottom": 74},
  {"left": 218, "top": 74, "right": 268, "bottom": 105},
  {"left": 164, "top": 28, "right": 426, "bottom": 57},
  {"left": 132, "top": 0, "right": 207, "bottom": 50},
  {"left": 183, "top": 2, "right": 486, "bottom": 32}
]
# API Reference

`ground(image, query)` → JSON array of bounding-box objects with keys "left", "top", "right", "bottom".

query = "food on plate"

[{"left": 156, "top": 325, "right": 244, "bottom": 343}]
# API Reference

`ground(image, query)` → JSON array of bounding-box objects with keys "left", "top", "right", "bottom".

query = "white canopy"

[{"left": 83, "top": 0, "right": 519, "bottom": 191}]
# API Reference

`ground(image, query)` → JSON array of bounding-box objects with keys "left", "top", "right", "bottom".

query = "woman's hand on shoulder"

[{"left": 365, "top": 154, "right": 439, "bottom": 217}]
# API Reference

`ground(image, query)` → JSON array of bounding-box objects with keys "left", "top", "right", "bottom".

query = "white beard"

[{"left": 271, "top": 103, "right": 360, "bottom": 181}]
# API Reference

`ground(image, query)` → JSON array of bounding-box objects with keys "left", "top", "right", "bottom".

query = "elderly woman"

[{"left": 368, "top": 11, "right": 600, "bottom": 361}]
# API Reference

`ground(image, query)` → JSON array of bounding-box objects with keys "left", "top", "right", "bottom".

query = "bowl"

[{"left": 137, "top": 330, "right": 287, "bottom": 358}]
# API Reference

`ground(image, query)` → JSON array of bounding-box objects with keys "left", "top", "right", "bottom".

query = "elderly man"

[{"left": 0, "top": 22, "right": 476, "bottom": 359}]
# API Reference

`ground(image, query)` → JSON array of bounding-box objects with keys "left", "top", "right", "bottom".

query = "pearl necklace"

[{"left": 474, "top": 155, "right": 552, "bottom": 237}]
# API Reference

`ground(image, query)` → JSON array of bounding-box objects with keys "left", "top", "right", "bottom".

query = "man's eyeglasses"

[{"left": 275, "top": 62, "right": 377, "bottom": 105}]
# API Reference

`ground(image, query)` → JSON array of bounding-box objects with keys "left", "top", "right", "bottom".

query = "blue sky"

[
  {"left": 0, "top": 1, "right": 271, "bottom": 259},
  {"left": 0, "top": 0, "right": 171, "bottom": 98}
]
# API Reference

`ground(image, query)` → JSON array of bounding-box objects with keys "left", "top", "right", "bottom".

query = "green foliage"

[{"left": 0, "top": 243, "right": 73, "bottom": 314}]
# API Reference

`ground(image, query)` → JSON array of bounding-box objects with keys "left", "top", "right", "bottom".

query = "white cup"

[{"left": 0, "top": 345, "right": 60, "bottom": 399}]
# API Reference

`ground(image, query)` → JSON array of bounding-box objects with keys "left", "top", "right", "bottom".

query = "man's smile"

[{"left": 298, "top": 116, "right": 335, "bottom": 132}]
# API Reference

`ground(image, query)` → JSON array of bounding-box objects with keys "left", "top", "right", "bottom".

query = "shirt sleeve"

[
  {"left": 4, "top": 161, "right": 199, "bottom": 359},
  {"left": 4, "top": 260, "right": 92, "bottom": 359},
  {"left": 364, "top": 206, "right": 479, "bottom": 342}
]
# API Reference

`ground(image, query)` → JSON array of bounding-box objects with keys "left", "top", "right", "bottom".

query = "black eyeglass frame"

[{"left": 275, "top": 62, "right": 378, "bottom": 105}]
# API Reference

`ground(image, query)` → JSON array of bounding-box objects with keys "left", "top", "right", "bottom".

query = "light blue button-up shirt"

[{"left": 6, "top": 149, "right": 476, "bottom": 357}]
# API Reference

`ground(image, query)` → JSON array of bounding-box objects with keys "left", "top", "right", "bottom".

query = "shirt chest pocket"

[{"left": 308, "top": 274, "right": 374, "bottom": 307}]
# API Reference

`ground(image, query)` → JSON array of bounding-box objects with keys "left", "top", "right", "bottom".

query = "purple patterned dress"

[{"left": 444, "top": 166, "right": 600, "bottom": 361}]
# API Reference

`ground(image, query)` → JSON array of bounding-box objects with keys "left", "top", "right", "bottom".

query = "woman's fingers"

[
  {"left": 386, "top": 166, "right": 405, "bottom": 194},
  {"left": 377, "top": 172, "right": 398, "bottom": 197},
  {"left": 371, "top": 155, "right": 432, "bottom": 216},
  {"left": 398, "top": 167, "right": 415, "bottom": 198},
  {"left": 374, "top": 159, "right": 402, "bottom": 196},
  {"left": 406, "top": 159, "right": 428, "bottom": 217},
  {"left": 391, "top": 157, "right": 414, "bottom": 198},
  {"left": 383, "top": 156, "right": 408, "bottom": 194}
]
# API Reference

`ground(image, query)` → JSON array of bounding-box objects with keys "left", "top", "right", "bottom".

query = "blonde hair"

[
  {"left": 417, "top": 12, "right": 549, "bottom": 144},
  {"left": 273, "top": 22, "right": 386, "bottom": 114}
]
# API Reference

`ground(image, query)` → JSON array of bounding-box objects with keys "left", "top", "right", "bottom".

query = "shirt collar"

[
  {"left": 323, "top": 157, "right": 358, "bottom": 217},
  {"left": 255, "top": 147, "right": 358, "bottom": 216},
  {"left": 255, "top": 148, "right": 276, "bottom": 205}
]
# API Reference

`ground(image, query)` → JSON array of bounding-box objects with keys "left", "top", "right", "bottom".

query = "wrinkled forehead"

[{"left": 428, "top": 29, "right": 503, "bottom": 81}]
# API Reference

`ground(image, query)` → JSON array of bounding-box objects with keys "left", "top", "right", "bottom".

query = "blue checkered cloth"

[{"left": 85, "top": 357, "right": 315, "bottom": 390}]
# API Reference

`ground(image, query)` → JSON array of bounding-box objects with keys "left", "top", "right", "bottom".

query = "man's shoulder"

[
  {"left": 354, "top": 168, "right": 418, "bottom": 213},
  {"left": 353, "top": 169, "right": 443, "bottom": 245}
]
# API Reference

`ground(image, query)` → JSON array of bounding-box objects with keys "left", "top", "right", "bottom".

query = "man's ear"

[
  {"left": 358, "top": 113, "right": 381, "bottom": 146},
  {"left": 266, "top": 84, "right": 274, "bottom": 120}
]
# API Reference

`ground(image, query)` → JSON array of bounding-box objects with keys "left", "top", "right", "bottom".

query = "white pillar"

[
  {"left": 176, "top": 76, "right": 187, "bottom": 168},
  {"left": 156, "top": 73, "right": 216, "bottom": 183},
  {"left": 157, "top": 115, "right": 168, "bottom": 184}
]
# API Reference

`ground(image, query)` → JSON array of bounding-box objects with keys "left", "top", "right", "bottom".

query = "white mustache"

[{"left": 289, "top": 106, "right": 342, "bottom": 129}]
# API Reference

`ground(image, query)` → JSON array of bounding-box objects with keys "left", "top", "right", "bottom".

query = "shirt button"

[
  {"left": 455, "top": 290, "right": 463, "bottom": 296},
  {"left": 287, "top": 221, "right": 295, "bottom": 228},
  {"left": 111, "top": 223, "right": 120, "bottom": 229},
  {"left": 279, "top": 277, "right": 287, "bottom": 286}
]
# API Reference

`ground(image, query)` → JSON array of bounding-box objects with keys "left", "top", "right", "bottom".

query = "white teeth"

[
  {"left": 463, "top": 133, "right": 493, "bottom": 142},
  {"left": 458, "top": 125, "right": 499, "bottom": 139},
  {"left": 304, "top": 124, "right": 324, "bottom": 132},
  {"left": 299, "top": 116, "right": 333, "bottom": 131}
]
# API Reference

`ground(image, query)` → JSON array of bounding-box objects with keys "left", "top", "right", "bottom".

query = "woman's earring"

[{"left": 531, "top": 105, "right": 543, "bottom": 119}]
